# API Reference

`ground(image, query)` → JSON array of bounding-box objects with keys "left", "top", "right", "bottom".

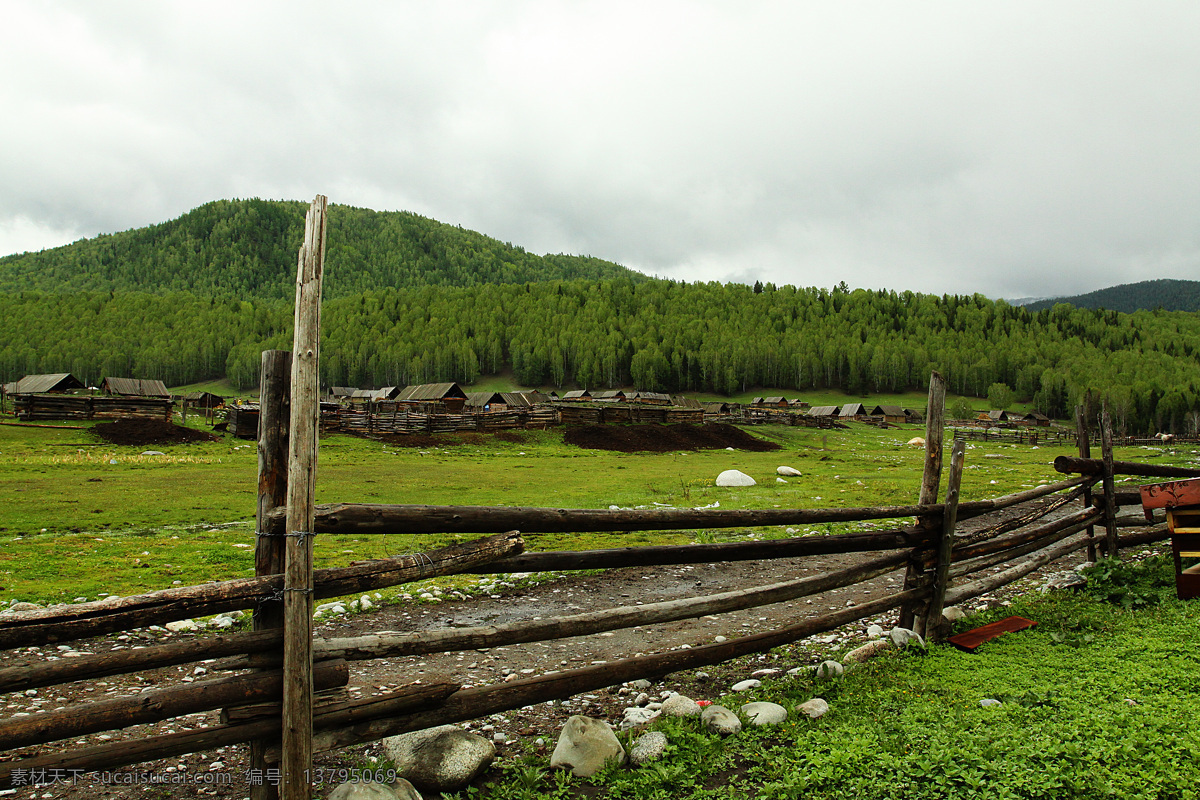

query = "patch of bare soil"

[
  {"left": 91, "top": 418, "right": 218, "bottom": 446},
  {"left": 368, "top": 430, "right": 531, "bottom": 448},
  {"left": 2, "top": 503, "right": 1150, "bottom": 800},
  {"left": 564, "top": 423, "right": 781, "bottom": 453}
]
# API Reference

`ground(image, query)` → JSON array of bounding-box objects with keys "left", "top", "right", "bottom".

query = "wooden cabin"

[
  {"left": 2, "top": 373, "right": 85, "bottom": 395},
  {"left": 870, "top": 405, "right": 908, "bottom": 425},
  {"left": 395, "top": 382, "right": 468, "bottom": 413},
  {"left": 807, "top": 405, "right": 841, "bottom": 418},
  {"left": 102, "top": 377, "right": 171, "bottom": 398},
  {"left": 839, "top": 402, "right": 867, "bottom": 420}
]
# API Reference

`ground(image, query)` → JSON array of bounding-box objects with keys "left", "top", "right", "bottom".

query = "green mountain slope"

[
  {"left": 1020, "top": 279, "right": 1200, "bottom": 313},
  {"left": 0, "top": 199, "right": 644, "bottom": 299}
]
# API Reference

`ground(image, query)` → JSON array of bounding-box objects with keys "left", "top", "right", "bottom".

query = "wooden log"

[
  {"left": 218, "top": 549, "right": 911, "bottom": 670},
  {"left": 899, "top": 370, "right": 945, "bottom": 629},
  {"left": 1099, "top": 410, "right": 1119, "bottom": 559},
  {"left": 282, "top": 586, "right": 929, "bottom": 758},
  {"left": 0, "top": 532, "right": 523, "bottom": 649},
  {"left": 947, "top": 506, "right": 1103, "bottom": 564},
  {"left": 0, "top": 680, "right": 458, "bottom": 790},
  {"left": 1076, "top": 404, "right": 1097, "bottom": 562},
  {"left": 0, "top": 659, "right": 347, "bottom": 752},
  {"left": 222, "top": 687, "right": 350, "bottom": 724},
  {"left": 956, "top": 483, "right": 1090, "bottom": 547},
  {"left": 925, "top": 439, "right": 965, "bottom": 639},
  {"left": 1052, "top": 456, "right": 1200, "bottom": 478},
  {"left": 283, "top": 195, "right": 326, "bottom": 800},
  {"left": 943, "top": 533, "right": 1093, "bottom": 607},
  {"left": 468, "top": 529, "right": 924, "bottom": 575},
  {"left": 271, "top": 501, "right": 950, "bottom": 535},
  {"left": 948, "top": 515, "right": 1100, "bottom": 581},
  {"left": 253, "top": 348, "right": 291, "bottom": 800}
]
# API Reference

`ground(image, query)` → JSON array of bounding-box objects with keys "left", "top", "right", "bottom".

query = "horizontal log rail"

[
  {"left": 0, "top": 532, "right": 523, "bottom": 649},
  {"left": 948, "top": 507, "right": 1102, "bottom": 564},
  {"left": 1053, "top": 456, "right": 1200, "bottom": 479},
  {"left": 948, "top": 515, "right": 1100, "bottom": 581},
  {"left": 0, "top": 660, "right": 348, "bottom": 752},
  {"left": 0, "top": 679, "right": 460, "bottom": 789}
]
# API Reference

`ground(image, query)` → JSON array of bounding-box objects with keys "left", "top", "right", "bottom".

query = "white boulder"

[{"left": 716, "top": 470, "right": 756, "bottom": 487}]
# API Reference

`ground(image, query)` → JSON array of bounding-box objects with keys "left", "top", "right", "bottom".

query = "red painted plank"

[
  {"left": 947, "top": 616, "right": 1037, "bottom": 652},
  {"left": 1140, "top": 478, "right": 1200, "bottom": 511}
]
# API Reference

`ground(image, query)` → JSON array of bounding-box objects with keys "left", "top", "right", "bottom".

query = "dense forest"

[
  {"left": 2, "top": 281, "right": 1198, "bottom": 435},
  {"left": 1021, "top": 279, "right": 1200, "bottom": 314},
  {"left": 1, "top": 199, "right": 1198, "bottom": 435},
  {"left": 0, "top": 199, "right": 642, "bottom": 299}
]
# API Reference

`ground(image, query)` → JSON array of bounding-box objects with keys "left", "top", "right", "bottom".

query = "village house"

[
  {"left": 395, "top": 382, "right": 468, "bottom": 412},
  {"left": 102, "top": 377, "right": 171, "bottom": 398},
  {"left": 2, "top": 373, "right": 86, "bottom": 394}
]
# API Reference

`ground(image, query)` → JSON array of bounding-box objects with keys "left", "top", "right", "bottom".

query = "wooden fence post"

[
  {"left": 925, "top": 438, "right": 965, "bottom": 640},
  {"left": 898, "top": 370, "right": 945, "bottom": 630},
  {"left": 282, "top": 195, "right": 327, "bottom": 799},
  {"left": 251, "top": 349, "right": 292, "bottom": 800},
  {"left": 1075, "top": 404, "right": 1097, "bottom": 563},
  {"left": 1099, "top": 407, "right": 1120, "bottom": 559}
]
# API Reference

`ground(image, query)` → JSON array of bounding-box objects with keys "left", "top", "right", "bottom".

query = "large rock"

[
  {"left": 844, "top": 639, "right": 891, "bottom": 664},
  {"left": 889, "top": 627, "right": 925, "bottom": 649},
  {"left": 716, "top": 470, "right": 756, "bottom": 487},
  {"left": 796, "top": 697, "right": 830, "bottom": 719},
  {"left": 740, "top": 702, "right": 788, "bottom": 726},
  {"left": 660, "top": 694, "right": 702, "bottom": 717},
  {"left": 701, "top": 704, "right": 742, "bottom": 736},
  {"left": 776, "top": 465, "right": 802, "bottom": 477},
  {"left": 629, "top": 731, "right": 669, "bottom": 766},
  {"left": 550, "top": 716, "right": 626, "bottom": 777},
  {"left": 382, "top": 725, "right": 495, "bottom": 792},
  {"left": 815, "top": 660, "right": 844, "bottom": 680},
  {"left": 327, "top": 779, "right": 421, "bottom": 800}
]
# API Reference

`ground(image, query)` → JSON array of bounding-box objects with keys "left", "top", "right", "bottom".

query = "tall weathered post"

[
  {"left": 1099, "top": 407, "right": 1120, "bottom": 559},
  {"left": 250, "top": 349, "right": 292, "bottom": 800},
  {"left": 281, "top": 196, "right": 327, "bottom": 799},
  {"left": 925, "top": 438, "right": 965, "bottom": 639},
  {"left": 1074, "top": 404, "right": 1097, "bottom": 562},
  {"left": 898, "top": 370, "right": 945, "bottom": 631}
]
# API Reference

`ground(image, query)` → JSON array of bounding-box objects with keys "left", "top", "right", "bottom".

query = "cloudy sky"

[{"left": 3, "top": 1, "right": 1197, "bottom": 299}]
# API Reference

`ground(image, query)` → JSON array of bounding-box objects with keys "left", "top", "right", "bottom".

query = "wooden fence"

[
  {"left": 0, "top": 387, "right": 1188, "bottom": 793},
  {"left": 10, "top": 394, "right": 173, "bottom": 422}
]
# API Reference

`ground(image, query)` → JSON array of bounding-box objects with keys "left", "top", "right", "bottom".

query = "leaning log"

[
  {"left": 0, "top": 531, "right": 523, "bottom": 649},
  {"left": 943, "top": 533, "right": 1093, "bottom": 606},
  {"left": 0, "top": 680, "right": 458, "bottom": 789},
  {"left": 1053, "top": 456, "right": 1200, "bottom": 479},
  {"left": 0, "top": 659, "right": 348, "bottom": 752}
]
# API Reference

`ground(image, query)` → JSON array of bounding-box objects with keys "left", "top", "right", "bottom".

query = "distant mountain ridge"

[
  {"left": 0, "top": 198, "right": 645, "bottom": 299},
  {"left": 1017, "top": 279, "right": 1200, "bottom": 314}
]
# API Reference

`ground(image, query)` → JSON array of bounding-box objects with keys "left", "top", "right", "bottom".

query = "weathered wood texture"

[
  {"left": 1076, "top": 404, "right": 1097, "bottom": 561},
  {"left": 0, "top": 680, "right": 458, "bottom": 789},
  {"left": 1053, "top": 456, "right": 1200, "bottom": 478},
  {"left": 282, "top": 194, "right": 325, "bottom": 800},
  {"left": 0, "top": 659, "right": 347, "bottom": 751},
  {"left": 1099, "top": 410, "right": 1120, "bottom": 558},
  {"left": 899, "top": 370, "right": 945, "bottom": 629},
  {"left": 0, "top": 532, "right": 523, "bottom": 649},
  {"left": 925, "top": 438, "right": 965, "bottom": 637},
  {"left": 253, "top": 348, "right": 291, "bottom": 800}
]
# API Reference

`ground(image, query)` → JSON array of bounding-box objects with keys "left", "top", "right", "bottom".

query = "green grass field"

[{"left": 1, "top": 416, "right": 1190, "bottom": 606}]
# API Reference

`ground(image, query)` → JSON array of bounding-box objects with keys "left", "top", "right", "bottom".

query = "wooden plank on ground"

[{"left": 947, "top": 616, "right": 1037, "bottom": 652}]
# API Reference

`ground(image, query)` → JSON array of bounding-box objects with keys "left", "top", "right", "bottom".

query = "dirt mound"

[
  {"left": 564, "top": 422, "right": 780, "bottom": 453},
  {"left": 91, "top": 418, "right": 219, "bottom": 446}
]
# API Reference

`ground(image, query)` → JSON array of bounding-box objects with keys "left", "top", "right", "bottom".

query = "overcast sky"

[{"left": 2, "top": 1, "right": 1197, "bottom": 299}]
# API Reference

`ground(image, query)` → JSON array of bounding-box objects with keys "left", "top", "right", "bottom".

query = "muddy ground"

[
  {"left": 91, "top": 419, "right": 219, "bottom": 446},
  {"left": 0, "top": 499, "right": 1116, "bottom": 800}
]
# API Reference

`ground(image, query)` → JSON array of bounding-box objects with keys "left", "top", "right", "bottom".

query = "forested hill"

[
  {"left": 1020, "top": 279, "right": 1200, "bottom": 313},
  {"left": 0, "top": 199, "right": 644, "bottom": 299}
]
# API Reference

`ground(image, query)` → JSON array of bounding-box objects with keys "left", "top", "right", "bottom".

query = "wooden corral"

[{"left": 11, "top": 394, "right": 172, "bottom": 421}]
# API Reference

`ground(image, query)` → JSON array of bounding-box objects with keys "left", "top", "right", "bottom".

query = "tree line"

[{"left": 2, "top": 280, "right": 1198, "bottom": 435}]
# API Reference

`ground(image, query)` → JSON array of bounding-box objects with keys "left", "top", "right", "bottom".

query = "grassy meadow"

[{"left": 1, "top": 416, "right": 1194, "bottom": 606}]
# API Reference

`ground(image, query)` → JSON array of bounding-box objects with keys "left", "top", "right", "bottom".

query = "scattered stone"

[
  {"left": 843, "top": 639, "right": 891, "bottom": 664},
  {"left": 550, "top": 716, "right": 626, "bottom": 777},
  {"left": 701, "top": 704, "right": 742, "bottom": 736},
  {"left": 731, "top": 679, "right": 761, "bottom": 692},
  {"left": 796, "top": 698, "right": 829, "bottom": 719},
  {"left": 866, "top": 623, "right": 884, "bottom": 638},
  {"left": 621, "top": 707, "right": 660, "bottom": 730},
  {"left": 630, "top": 731, "right": 669, "bottom": 766},
  {"left": 751, "top": 668, "right": 781, "bottom": 678},
  {"left": 327, "top": 779, "right": 421, "bottom": 800},
  {"left": 164, "top": 619, "right": 197, "bottom": 632},
  {"left": 140, "top": 450, "right": 166, "bottom": 456},
  {"left": 941, "top": 606, "right": 966, "bottom": 624},
  {"left": 716, "top": 470, "right": 756, "bottom": 487},
  {"left": 980, "top": 698, "right": 1002, "bottom": 707},
  {"left": 888, "top": 627, "right": 924, "bottom": 649},
  {"left": 634, "top": 692, "right": 650, "bottom": 707},
  {"left": 382, "top": 725, "right": 495, "bottom": 793},
  {"left": 907, "top": 437, "right": 926, "bottom": 447},
  {"left": 628, "top": 679, "right": 652, "bottom": 691},
  {"left": 776, "top": 465, "right": 802, "bottom": 477},
  {"left": 815, "top": 660, "right": 844, "bottom": 680},
  {"left": 741, "top": 702, "right": 788, "bottom": 726},
  {"left": 1040, "top": 571, "right": 1087, "bottom": 593},
  {"left": 8, "top": 602, "right": 43, "bottom": 613},
  {"left": 660, "top": 694, "right": 702, "bottom": 717},
  {"left": 776, "top": 477, "right": 788, "bottom": 483}
]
